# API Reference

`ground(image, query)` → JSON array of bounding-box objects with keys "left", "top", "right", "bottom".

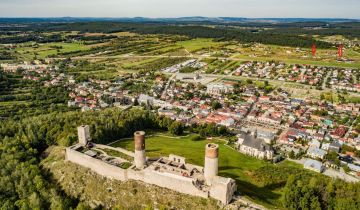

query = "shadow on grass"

[
  {"left": 219, "top": 169, "right": 283, "bottom": 208},
  {"left": 146, "top": 149, "right": 161, "bottom": 152}
]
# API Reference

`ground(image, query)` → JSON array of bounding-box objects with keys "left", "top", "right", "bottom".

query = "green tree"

[
  {"left": 310, "top": 197, "right": 322, "bottom": 210},
  {"left": 211, "top": 101, "right": 222, "bottom": 110},
  {"left": 288, "top": 150, "right": 295, "bottom": 159},
  {"left": 169, "top": 122, "right": 183, "bottom": 136}
]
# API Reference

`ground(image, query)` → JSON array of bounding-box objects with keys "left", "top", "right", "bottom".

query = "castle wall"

[
  {"left": 66, "top": 147, "right": 128, "bottom": 181},
  {"left": 209, "top": 178, "right": 237, "bottom": 204},
  {"left": 67, "top": 147, "right": 209, "bottom": 199},
  {"left": 66, "top": 144, "right": 236, "bottom": 204},
  {"left": 69, "top": 126, "right": 236, "bottom": 205},
  {"left": 143, "top": 169, "right": 209, "bottom": 198}
]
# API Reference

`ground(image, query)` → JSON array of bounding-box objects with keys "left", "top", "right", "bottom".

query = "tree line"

[
  {"left": 283, "top": 173, "right": 360, "bottom": 210},
  {"left": 0, "top": 22, "right": 337, "bottom": 48}
]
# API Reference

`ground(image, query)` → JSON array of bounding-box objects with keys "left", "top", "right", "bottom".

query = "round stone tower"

[
  {"left": 204, "top": 143, "right": 219, "bottom": 186},
  {"left": 134, "top": 131, "right": 146, "bottom": 169}
]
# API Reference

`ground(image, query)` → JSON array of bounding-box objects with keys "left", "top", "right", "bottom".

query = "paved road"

[
  {"left": 323, "top": 167, "right": 359, "bottom": 183},
  {"left": 288, "top": 158, "right": 359, "bottom": 183},
  {"left": 345, "top": 118, "right": 357, "bottom": 138},
  {"left": 161, "top": 74, "right": 176, "bottom": 98},
  {"left": 322, "top": 70, "right": 331, "bottom": 89},
  {"left": 56, "top": 52, "right": 359, "bottom": 68},
  {"left": 230, "top": 195, "right": 267, "bottom": 210},
  {"left": 184, "top": 49, "right": 193, "bottom": 57}
]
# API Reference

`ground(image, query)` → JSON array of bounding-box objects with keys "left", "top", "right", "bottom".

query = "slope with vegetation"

[{"left": 1, "top": 107, "right": 360, "bottom": 209}]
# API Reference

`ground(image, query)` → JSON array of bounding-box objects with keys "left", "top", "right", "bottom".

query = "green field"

[
  {"left": 109, "top": 133, "right": 305, "bottom": 209},
  {"left": 232, "top": 52, "right": 360, "bottom": 69},
  {"left": 177, "top": 38, "right": 224, "bottom": 52},
  {"left": 121, "top": 57, "right": 160, "bottom": 69},
  {"left": 13, "top": 42, "right": 92, "bottom": 60}
]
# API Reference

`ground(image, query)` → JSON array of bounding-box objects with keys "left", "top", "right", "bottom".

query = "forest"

[
  {"left": 283, "top": 173, "right": 360, "bottom": 210},
  {"left": 0, "top": 51, "right": 13, "bottom": 60},
  {"left": 0, "top": 70, "right": 72, "bottom": 120},
  {"left": 0, "top": 33, "right": 64, "bottom": 44},
  {"left": 0, "top": 22, "right": 348, "bottom": 48}
]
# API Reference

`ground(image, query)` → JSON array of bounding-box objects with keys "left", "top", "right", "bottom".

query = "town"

[
  {"left": 1, "top": 16, "right": 360, "bottom": 209},
  {"left": 2, "top": 58, "right": 360, "bottom": 183}
]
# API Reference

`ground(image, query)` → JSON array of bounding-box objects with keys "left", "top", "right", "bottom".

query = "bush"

[
  {"left": 190, "top": 134, "right": 203, "bottom": 141},
  {"left": 169, "top": 122, "right": 184, "bottom": 136}
]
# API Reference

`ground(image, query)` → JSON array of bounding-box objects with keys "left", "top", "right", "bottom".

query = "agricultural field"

[
  {"left": 177, "top": 38, "right": 225, "bottom": 53},
  {"left": 200, "top": 58, "right": 242, "bottom": 74},
  {"left": 11, "top": 42, "right": 93, "bottom": 60},
  {"left": 321, "top": 91, "right": 360, "bottom": 104},
  {"left": 109, "top": 132, "right": 315, "bottom": 209},
  {"left": 3, "top": 31, "right": 360, "bottom": 72},
  {"left": 229, "top": 43, "right": 360, "bottom": 68}
]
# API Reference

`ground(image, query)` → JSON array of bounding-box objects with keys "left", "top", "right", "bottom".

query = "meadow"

[
  {"left": 12, "top": 42, "right": 93, "bottom": 60},
  {"left": 177, "top": 38, "right": 225, "bottom": 52}
]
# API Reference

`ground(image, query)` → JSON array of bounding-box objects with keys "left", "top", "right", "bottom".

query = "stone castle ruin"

[{"left": 66, "top": 125, "right": 237, "bottom": 204}]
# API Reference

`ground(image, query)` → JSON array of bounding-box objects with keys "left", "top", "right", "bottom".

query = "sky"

[{"left": 1, "top": 0, "right": 359, "bottom": 19}]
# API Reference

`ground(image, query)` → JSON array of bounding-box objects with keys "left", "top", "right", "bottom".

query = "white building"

[
  {"left": 237, "top": 133, "right": 274, "bottom": 160},
  {"left": 138, "top": 94, "right": 154, "bottom": 106},
  {"left": 219, "top": 118, "right": 235, "bottom": 127},
  {"left": 304, "top": 159, "right": 324, "bottom": 173},
  {"left": 256, "top": 129, "right": 276, "bottom": 144},
  {"left": 309, "top": 139, "right": 321, "bottom": 148},
  {"left": 321, "top": 143, "right": 330, "bottom": 150},
  {"left": 206, "top": 83, "right": 234, "bottom": 95},
  {"left": 307, "top": 147, "right": 327, "bottom": 160}
]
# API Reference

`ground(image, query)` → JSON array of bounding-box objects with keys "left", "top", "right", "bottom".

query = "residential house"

[
  {"left": 307, "top": 147, "right": 327, "bottom": 159},
  {"left": 304, "top": 159, "right": 324, "bottom": 173}
]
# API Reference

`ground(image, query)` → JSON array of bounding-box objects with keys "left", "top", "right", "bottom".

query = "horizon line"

[{"left": 0, "top": 16, "right": 359, "bottom": 20}]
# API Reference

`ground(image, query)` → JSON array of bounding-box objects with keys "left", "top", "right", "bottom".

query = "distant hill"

[{"left": 0, "top": 16, "right": 358, "bottom": 24}]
